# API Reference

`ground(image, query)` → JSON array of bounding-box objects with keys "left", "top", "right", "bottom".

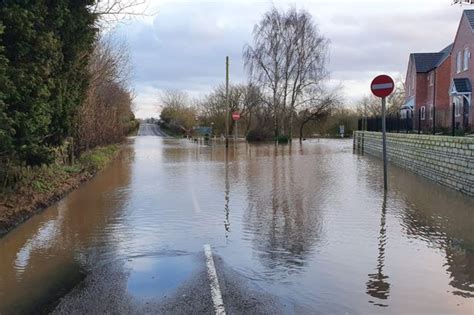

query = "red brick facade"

[
  {"left": 450, "top": 12, "right": 474, "bottom": 130},
  {"left": 404, "top": 10, "right": 473, "bottom": 133}
]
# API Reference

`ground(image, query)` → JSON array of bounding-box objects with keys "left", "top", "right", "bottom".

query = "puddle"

[{"left": 126, "top": 254, "right": 198, "bottom": 300}]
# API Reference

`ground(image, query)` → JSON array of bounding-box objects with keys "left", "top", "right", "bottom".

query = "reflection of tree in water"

[
  {"left": 377, "top": 163, "right": 474, "bottom": 300},
  {"left": 242, "top": 145, "right": 324, "bottom": 275},
  {"left": 445, "top": 244, "right": 474, "bottom": 298},
  {"left": 366, "top": 193, "right": 390, "bottom": 307}
]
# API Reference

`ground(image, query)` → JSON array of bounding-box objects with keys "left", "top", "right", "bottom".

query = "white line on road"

[{"left": 203, "top": 244, "right": 226, "bottom": 315}]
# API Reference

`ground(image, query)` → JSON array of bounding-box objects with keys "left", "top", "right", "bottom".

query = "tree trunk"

[
  {"left": 246, "top": 112, "right": 252, "bottom": 136},
  {"left": 289, "top": 111, "right": 293, "bottom": 142},
  {"left": 274, "top": 105, "right": 279, "bottom": 138},
  {"left": 299, "top": 122, "right": 304, "bottom": 143}
]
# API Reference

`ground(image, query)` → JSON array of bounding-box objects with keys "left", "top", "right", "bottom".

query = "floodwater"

[{"left": 1, "top": 132, "right": 473, "bottom": 314}]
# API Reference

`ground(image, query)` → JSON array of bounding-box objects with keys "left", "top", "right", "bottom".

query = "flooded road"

[{"left": 1, "top": 128, "right": 473, "bottom": 314}]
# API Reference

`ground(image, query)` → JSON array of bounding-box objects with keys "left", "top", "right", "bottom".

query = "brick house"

[{"left": 403, "top": 10, "right": 474, "bottom": 133}]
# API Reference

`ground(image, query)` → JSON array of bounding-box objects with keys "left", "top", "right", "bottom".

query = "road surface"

[{"left": 137, "top": 123, "right": 169, "bottom": 137}]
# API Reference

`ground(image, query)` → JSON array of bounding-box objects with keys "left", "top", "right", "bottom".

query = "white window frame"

[
  {"left": 463, "top": 48, "right": 470, "bottom": 71},
  {"left": 428, "top": 72, "right": 434, "bottom": 86},
  {"left": 420, "top": 106, "right": 426, "bottom": 120},
  {"left": 454, "top": 97, "right": 462, "bottom": 117},
  {"left": 401, "top": 110, "right": 407, "bottom": 119},
  {"left": 429, "top": 105, "right": 433, "bottom": 120},
  {"left": 412, "top": 74, "right": 415, "bottom": 91},
  {"left": 457, "top": 51, "right": 462, "bottom": 73}
]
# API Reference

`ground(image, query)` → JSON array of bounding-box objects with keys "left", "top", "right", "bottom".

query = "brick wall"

[{"left": 353, "top": 131, "right": 474, "bottom": 196}]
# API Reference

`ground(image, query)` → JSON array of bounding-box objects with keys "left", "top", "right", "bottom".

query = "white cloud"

[{"left": 113, "top": 0, "right": 468, "bottom": 118}]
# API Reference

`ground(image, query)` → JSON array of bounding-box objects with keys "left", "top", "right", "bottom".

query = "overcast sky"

[{"left": 112, "top": 0, "right": 468, "bottom": 118}]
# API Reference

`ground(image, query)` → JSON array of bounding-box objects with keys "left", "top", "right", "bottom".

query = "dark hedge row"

[{"left": 0, "top": 1, "right": 97, "bottom": 166}]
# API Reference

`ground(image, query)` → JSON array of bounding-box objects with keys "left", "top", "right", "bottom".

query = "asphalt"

[
  {"left": 137, "top": 123, "right": 169, "bottom": 137},
  {"left": 52, "top": 251, "right": 282, "bottom": 314}
]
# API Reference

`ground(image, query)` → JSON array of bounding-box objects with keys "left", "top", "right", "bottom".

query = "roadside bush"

[
  {"left": 438, "top": 127, "right": 450, "bottom": 135},
  {"left": 246, "top": 129, "right": 273, "bottom": 142},
  {"left": 274, "top": 135, "right": 289, "bottom": 143}
]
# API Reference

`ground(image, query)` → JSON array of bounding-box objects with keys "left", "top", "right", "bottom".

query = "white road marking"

[
  {"left": 203, "top": 244, "right": 226, "bottom": 315},
  {"left": 371, "top": 83, "right": 394, "bottom": 90}
]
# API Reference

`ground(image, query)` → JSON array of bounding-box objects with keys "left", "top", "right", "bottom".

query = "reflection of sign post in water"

[
  {"left": 224, "top": 149, "right": 230, "bottom": 237},
  {"left": 371, "top": 75, "right": 395, "bottom": 191},
  {"left": 366, "top": 193, "right": 390, "bottom": 306},
  {"left": 339, "top": 125, "right": 345, "bottom": 138}
]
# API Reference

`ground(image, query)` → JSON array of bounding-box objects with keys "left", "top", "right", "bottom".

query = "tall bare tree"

[{"left": 243, "top": 7, "right": 329, "bottom": 140}]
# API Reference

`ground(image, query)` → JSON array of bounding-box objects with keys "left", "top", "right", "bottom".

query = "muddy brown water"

[{"left": 0, "top": 135, "right": 473, "bottom": 314}]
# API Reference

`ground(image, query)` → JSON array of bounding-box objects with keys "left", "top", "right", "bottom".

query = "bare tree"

[
  {"left": 160, "top": 90, "right": 188, "bottom": 109},
  {"left": 75, "top": 36, "right": 135, "bottom": 153},
  {"left": 159, "top": 90, "right": 197, "bottom": 133},
  {"left": 297, "top": 91, "right": 341, "bottom": 142},
  {"left": 198, "top": 83, "right": 263, "bottom": 136},
  {"left": 386, "top": 78, "right": 406, "bottom": 115},
  {"left": 90, "top": 0, "right": 151, "bottom": 26},
  {"left": 243, "top": 7, "right": 329, "bottom": 140}
]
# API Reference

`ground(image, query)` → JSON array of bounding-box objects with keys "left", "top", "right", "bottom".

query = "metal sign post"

[
  {"left": 225, "top": 56, "right": 229, "bottom": 148},
  {"left": 381, "top": 97, "right": 388, "bottom": 190},
  {"left": 371, "top": 75, "right": 395, "bottom": 191},
  {"left": 232, "top": 112, "right": 240, "bottom": 142}
]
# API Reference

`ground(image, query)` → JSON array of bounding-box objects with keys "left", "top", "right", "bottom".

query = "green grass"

[
  {"left": 79, "top": 145, "right": 119, "bottom": 172},
  {"left": 1, "top": 144, "right": 120, "bottom": 194}
]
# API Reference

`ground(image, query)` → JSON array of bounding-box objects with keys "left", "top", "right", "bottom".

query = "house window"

[
  {"left": 429, "top": 105, "right": 433, "bottom": 120},
  {"left": 457, "top": 51, "right": 462, "bottom": 73},
  {"left": 420, "top": 106, "right": 426, "bottom": 120},
  {"left": 428, "top": 72, "right": 434, "bottom": 86},
  {"left": 412, "top": 75, "right": 415, "bottom": 91},
  {"left": 463, "top": 48, "right": 470, "bottom": 71}
]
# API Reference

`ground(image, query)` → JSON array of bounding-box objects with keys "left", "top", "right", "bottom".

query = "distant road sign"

[
  {"left": 371, "top": 75, "right": 395, "bottom": 98},
  {"left": 232, "top": 112, "right": 240, "bottom": 121}
]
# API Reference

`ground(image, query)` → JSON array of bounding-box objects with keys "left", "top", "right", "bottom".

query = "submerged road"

[{"left": 0, "top": 123, "right": 473, "bottom": 314}]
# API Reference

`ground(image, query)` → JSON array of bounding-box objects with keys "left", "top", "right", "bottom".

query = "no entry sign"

[
  {"left": 232, "top": 112, "right": 240, "bottom": 121},
  {"left": 371, "top": 75, "right": 395, "bottom": 98},
  {"left": 369, "top": 74, "right": 394, "bottom": 191}
]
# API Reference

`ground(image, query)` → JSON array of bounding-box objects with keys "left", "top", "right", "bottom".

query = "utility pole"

[{"left": 225, "top": 56, "right": 229, "bottom": 148}]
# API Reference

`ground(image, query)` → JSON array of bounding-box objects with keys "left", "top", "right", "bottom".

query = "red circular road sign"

[
  {"left": 232, "top": 112, "right": 240, "bottom": 121},
  {"left": 371, "top": 75, "right": 395, "bottom": 98}
]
